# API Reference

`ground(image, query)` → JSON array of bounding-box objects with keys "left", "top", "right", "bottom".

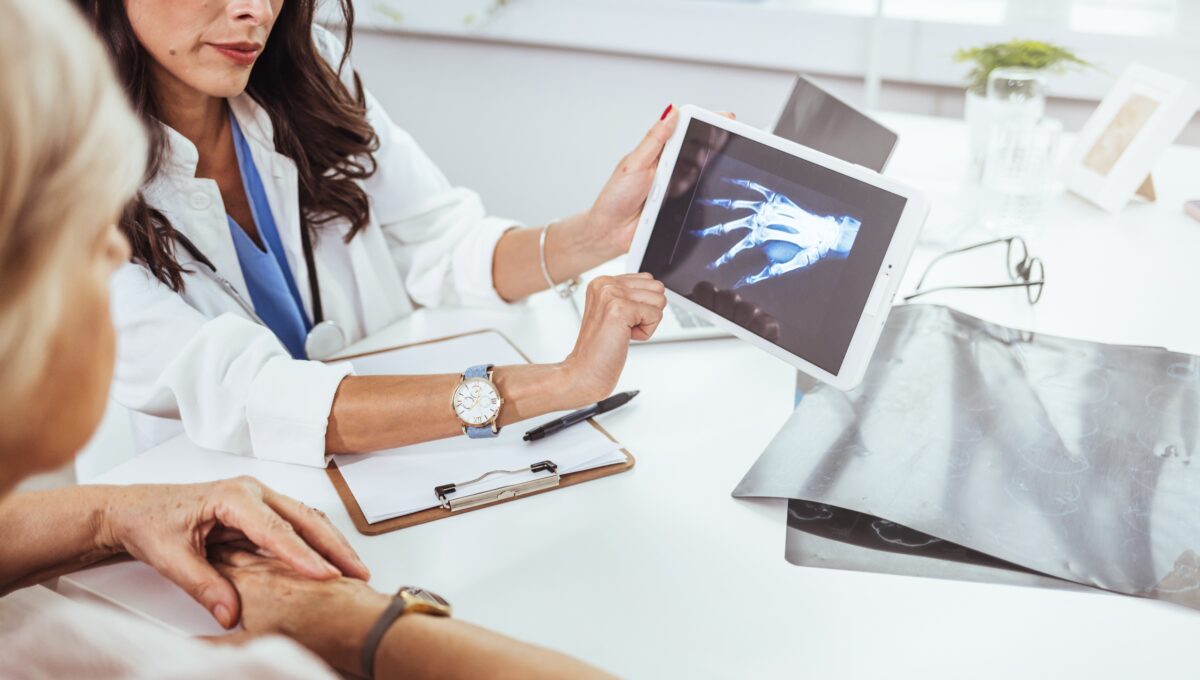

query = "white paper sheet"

[{"left": 334, "top": 332, "right": 628, "bottom": 523}]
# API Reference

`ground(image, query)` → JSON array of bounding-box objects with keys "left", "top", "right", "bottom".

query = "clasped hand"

[{"left": 96, "top": 477, "right": 368, "bottom": 629}]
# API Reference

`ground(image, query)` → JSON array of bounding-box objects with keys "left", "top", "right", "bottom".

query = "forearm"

[
  {"left": 376, "top": 615, "right": 615, "bottom": 680},
  {"left": 294, "top": 588, "right": 614, "bottom": 680},
  {"left": 324, "top": 363, "right": 585, "bottom": 454},
  {"left": 0, "top": 487, "right": 122, "bottom": 592},
  {"left": 491, "top": 212, "right": 618, "bottom": 302}
]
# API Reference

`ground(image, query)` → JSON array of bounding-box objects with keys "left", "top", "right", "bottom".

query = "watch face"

[{"left": 453, "top": 377, "right": 500, "bottom": 426}]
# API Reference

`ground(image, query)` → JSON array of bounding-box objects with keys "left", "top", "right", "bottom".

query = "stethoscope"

[{"left": 173, "top": 227, "right": 347, "bottom": 360}]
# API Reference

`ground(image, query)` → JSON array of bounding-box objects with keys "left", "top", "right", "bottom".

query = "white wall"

[{"left": 350, "top": 30, "right": 797, "bottom": 225}]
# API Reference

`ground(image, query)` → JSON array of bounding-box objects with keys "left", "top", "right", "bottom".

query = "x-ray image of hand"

[{"left": 691, "top": 178, "right": 861, "bottom": 288}]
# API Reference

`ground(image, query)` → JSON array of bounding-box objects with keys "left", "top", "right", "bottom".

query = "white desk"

[{"left": 60, "top": 114, "right": 1200, "bottom": 679}]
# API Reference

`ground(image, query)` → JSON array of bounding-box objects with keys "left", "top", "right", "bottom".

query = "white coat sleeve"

[
  {"left": 110, "top": 264, "right": 353, "bottom": 467},
  {"left": 313, "top": 27, "right": 519, "bottom": 309}
]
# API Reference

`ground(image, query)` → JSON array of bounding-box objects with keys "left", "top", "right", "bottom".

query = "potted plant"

[{"left": 955, "top": 39, "right": 1090, "bottom": 175}]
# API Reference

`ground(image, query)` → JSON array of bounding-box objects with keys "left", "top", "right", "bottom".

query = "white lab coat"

[{"left": 110, "top": 27, "right": 517, "bottom": 467}]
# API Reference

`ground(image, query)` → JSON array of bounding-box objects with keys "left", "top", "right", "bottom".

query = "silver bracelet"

[{"left": 538, "top": 222, "right": 579, "bottom": 299}]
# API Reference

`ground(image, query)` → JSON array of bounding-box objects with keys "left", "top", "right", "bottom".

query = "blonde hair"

[{"left": 0, "top": 0, "right": 147, "bottom": 405}]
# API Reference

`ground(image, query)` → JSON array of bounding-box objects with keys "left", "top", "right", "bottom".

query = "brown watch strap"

[{"left": 360, "top": 593, "right": 408, "bottom": 680}]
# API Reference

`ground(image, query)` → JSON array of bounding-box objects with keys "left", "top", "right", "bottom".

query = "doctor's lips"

[{"left": 208, "top": 41, "right": 263, "bottom": 67}]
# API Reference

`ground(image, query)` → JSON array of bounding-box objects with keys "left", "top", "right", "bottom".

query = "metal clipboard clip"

[{"left": 434, "top": 460, "right": 560, "bottom": 512}]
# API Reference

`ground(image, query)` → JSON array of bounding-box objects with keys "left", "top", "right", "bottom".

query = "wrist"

[
  {"left": 555, "top": 211, "right": 616, "bottom": 274},
  {"left": 555, "top": 356, "right": 608, "bottom": 408},
  {"left": 295, "top": 582, "right": 390, "bottom": 676},
  {"left": 91, "top": 485, "right": 134, "bottom": 556},
  {"left": 493, "top": 362, "right": 583, "bottom": 426}
]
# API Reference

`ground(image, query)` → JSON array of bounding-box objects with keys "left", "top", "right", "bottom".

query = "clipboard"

[{"left": 326, "top": 330, "right": 635, "bottom": 535}]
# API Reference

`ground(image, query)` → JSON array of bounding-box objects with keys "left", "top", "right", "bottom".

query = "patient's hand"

[
  {"left": 98, "top": 478, "right": 370, "bottom": 629},
  {"left": 213, "top": 549, "right": 618, "bottom": 680},
  {"left": 213, "top": 548, "right": 388, "bottom": 674}
]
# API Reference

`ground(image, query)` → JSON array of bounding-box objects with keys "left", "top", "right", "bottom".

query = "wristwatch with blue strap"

[{"left": 452, "top": 364, "right": 504, "bottom": 438}]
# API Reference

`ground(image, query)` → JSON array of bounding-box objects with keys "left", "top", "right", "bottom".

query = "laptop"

[{"left": 575, "top": 75, "right": 900, "bottom": 342}]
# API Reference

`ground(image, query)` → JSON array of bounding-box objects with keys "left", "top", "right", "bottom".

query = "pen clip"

[{"left": 434, "top": 460, "right": 560, "bottom": 512}]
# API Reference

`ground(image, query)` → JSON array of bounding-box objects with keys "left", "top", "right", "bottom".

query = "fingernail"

[
  {"left": 214, "top": 604, "right": 232, "bottom": 628},
  {"left": 659, "top": 104, "right": 673, "bottom": 121},
  {"left": 356, "top": 558, "right": 371, "bottom": 579}
]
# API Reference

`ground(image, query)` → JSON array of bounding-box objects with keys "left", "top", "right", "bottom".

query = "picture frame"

[{"left": 1062, "top": 64, "right": 1199, "bottom": 214}]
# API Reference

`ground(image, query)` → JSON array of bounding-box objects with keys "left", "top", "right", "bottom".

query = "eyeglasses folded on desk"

[{"left": 735, "top": 303, "right": 1200, "bottom": 610}]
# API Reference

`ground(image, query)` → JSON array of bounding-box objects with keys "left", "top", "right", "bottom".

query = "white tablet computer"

[{"left": 627, "top": 105, "right": 929, "bottom": 390}]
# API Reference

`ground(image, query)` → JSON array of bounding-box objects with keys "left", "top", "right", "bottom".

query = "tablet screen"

[{"left": 639, "top": 118, "right": 909, "bottom": 374}]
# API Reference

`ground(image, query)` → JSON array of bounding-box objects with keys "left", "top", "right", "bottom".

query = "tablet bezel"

[{"left": 626, "top": 105, "right": 929, "bottom": 390}]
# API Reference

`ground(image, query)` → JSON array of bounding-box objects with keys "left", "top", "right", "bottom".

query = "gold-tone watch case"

[{"left": 397, "top": 586, "right": 452, "bottom": 617}]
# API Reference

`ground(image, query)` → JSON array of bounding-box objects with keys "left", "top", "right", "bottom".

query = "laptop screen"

[{"left": 772, "top": 77, "right": 898, "bottom": 173}]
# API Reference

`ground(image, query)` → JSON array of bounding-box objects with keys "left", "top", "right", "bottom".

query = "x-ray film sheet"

[
  {"left": 734, "top": 304, "right": 1200, "bottom": 609},
  {"left": 784, "top": 499, "right": 1088, "bottom": 592}
]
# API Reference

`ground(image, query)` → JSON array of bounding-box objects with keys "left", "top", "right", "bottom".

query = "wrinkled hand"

[
  {"left": 99, "top": 478, "right": 370, "bottom": 629},
  {"left": 584, "top": 107, "right": 736, "bottom": 258},
  {"left": 212, "top": 548, "right": 388, "bottom": 675},
  {"left": 563, "top": 273, "right": 667, "bottom": 403}
]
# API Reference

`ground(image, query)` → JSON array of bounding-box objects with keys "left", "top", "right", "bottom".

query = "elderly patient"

[{"left": 0, "top": 1, "right": 609, "bottom": 677}]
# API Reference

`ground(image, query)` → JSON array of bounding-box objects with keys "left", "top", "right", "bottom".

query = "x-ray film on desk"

[{"left": 734, "top": 304, "right": 1200, "bottom": 609}]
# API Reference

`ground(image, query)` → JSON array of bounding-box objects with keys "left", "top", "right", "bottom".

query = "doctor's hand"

[
  {"left": 97, "top": 478, "right": 370, "bottom": 629},
  {"left": 562, "top": 273, "right": 667, "bottom": 403},
  {"left": 582, "top": 106, "right": 736, "bottom": 260}
]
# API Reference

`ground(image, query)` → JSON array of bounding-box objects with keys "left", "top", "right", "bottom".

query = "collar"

[
  {"left": 144, "top": 94, "right": 298, "bottom": 306},
  {"left": 153, "top": 93, "right": 279, "bottom": 180}
]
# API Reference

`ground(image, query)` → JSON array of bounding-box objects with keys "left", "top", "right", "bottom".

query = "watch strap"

[
  {"left": 465, "top": 424, "right": 497, "bottom": 439},
  {"left": 360, "top": 593, "right": 409, "bottom": 680},
  {"left": 463, "top": 364, "right": 493, "bottom": 380}
]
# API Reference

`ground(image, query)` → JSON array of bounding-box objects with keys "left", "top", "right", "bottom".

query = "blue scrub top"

[{"left": 227, "top": 112, "right": 312, "bottom": 359}]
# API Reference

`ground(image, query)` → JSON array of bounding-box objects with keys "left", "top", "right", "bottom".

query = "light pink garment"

[{"left": 0, "top": 587, "right": 337, "bottom": 679}]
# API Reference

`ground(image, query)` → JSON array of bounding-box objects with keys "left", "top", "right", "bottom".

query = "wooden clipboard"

[{"left": 325, "top": 330, "right": 635, "bottom": 536}]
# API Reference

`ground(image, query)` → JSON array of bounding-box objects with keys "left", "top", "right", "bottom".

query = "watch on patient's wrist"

[
  {"left": 360, "top": 586, "right": 452, "bottom": 680},
  {"left": 452, "top": 364, "right": 503, "bottom": 438}
]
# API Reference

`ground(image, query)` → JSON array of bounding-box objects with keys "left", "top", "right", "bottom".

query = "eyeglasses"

[{"left": 904, "top": 236, "right": 1045, "bottom": 305}]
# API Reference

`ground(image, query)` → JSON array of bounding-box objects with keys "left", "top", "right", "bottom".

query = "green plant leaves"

[{"left": 954, "top": 39, "right": 1091, "bottom": 95}]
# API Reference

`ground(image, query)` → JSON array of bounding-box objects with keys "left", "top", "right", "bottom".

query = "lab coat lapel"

[
  {"left": 149, "top": 125, "right": 251, "bottom": 302},
  {"left": 347, "top": 226, "right": 411, "bottom": 334},
  {"left": 230, "top": 95, "right": 407, "bottom": 336}
]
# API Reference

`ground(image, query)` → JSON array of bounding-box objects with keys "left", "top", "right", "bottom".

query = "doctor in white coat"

[{"left": 77, "top": 0, "right": 702, "bottom": 467}]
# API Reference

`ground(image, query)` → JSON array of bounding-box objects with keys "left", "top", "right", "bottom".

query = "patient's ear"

[{"left": 99, "top": 222, "right": 132, "bottom": 272}]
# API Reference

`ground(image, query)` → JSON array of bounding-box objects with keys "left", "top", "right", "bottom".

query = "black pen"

[{"left": 522, "top": 390, "right": 639, "bottom": 441}]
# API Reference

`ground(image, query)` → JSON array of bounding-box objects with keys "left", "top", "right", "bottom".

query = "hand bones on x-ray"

[{"left": 691, "top": 178, "right": 861, "bottom": 287}]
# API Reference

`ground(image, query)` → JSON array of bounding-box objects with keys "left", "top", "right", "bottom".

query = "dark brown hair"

[{"left": 72, "top": 0, "right": 379, "bottom": 291}]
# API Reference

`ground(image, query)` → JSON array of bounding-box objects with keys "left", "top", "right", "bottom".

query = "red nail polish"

[{"left": 659, "top": 104, "right": 674, "bottom": 121}]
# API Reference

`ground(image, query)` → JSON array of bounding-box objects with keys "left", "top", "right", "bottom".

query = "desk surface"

[{"left": 60, "top": 113, "right": 1200, "bottom": 679}]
